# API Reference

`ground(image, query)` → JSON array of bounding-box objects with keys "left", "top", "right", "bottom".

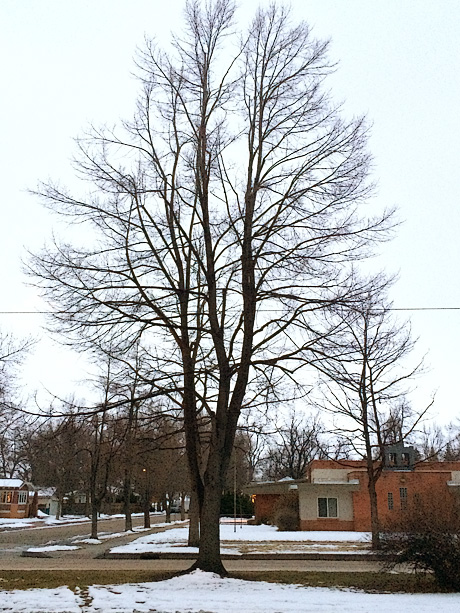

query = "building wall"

[
  {"left": 309, "top": 468, "right": 353, "bottom": 482},
  {"left": 253, "top": 493, "right": 281, "bottom": 522},
  {"left": 249, "top": 461, "right": 460, "bottom": 531},
  {"left": 298, "top": 483, "right": 356, "bottom": 531},
  {"left": 299, "top": 484, "right": 354, "bottom": 521},
  {"left": 0, "top": 486, "right": 29, "bottom": 519},
  {"left": 351, "top": 468, "right": 459, "bottom": 531}
]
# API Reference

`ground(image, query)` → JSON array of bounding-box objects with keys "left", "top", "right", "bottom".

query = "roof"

[
  {"left": 311, "top": 479, "right": 360, "bottom": 485},
  {"left": 0, "top": 479, "right": 24, "bottom": 488},
  {"left": 36, "top": 488, "right": 57, "bottom": 498}
]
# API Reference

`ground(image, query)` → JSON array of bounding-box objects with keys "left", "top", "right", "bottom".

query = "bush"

[
  {"left": 271, "top": 491, "right": 299, "bottom": 531},
  {"left": 220, "top": 492, "right": 254, "bottom": 517},
  {"left": 380, "top": 496, "right": 460, "bottom": 591}
]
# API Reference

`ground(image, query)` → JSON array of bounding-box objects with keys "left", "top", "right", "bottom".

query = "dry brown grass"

[
  {"left": 0, "top": 569, "right": 441, "bottom": 593},
  {"left": 231, "top": 541, "right": 368, "bottom": 554}
]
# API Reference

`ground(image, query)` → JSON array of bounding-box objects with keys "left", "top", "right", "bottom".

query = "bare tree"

[
  {"left": 0, "top": 410, "right": 33, "bottom": 479},
  {"left": 317, "top": 280, "right": 432, "bottom": 548},
  {"left": 27, "top": 1, "right": 393, "bottom": 573},
  {"left": 27, "top": 411, "right": 89, "bottom": 519},
  {"left": 0, "top": 330, "right": 36, "bottom": 479},
  {"left": 0, "top": 330, "right": 34, "bottom": 404},
  {"left": 86, "top": 360, "right": 124, "bottom": 539},
  {"left": 106, "top": 345, "right": 153, "bottom": 532},
  {"left": 263, "top": 412, "right": 325, "bottom": 480}
]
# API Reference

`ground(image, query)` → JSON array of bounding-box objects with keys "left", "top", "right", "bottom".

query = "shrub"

[
  {"left": 220, "top": 492, "right": 254, "bottom": 517},
  {"left": 271, "top": 491, "right": 299, "bottom": 531},
  {"left": 380, "top": 496, "right": 460, "bottom": 591}
]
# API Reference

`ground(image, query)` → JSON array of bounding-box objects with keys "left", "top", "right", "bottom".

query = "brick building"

[
  {"left": 245, "top": 451, "right": 460, "bottom": 531},
  {"left": 0, "top": 479, "right": 30, "bottom": 519}
]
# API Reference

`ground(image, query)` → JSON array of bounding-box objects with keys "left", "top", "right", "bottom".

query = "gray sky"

[{"left": 1, "top": 0, "right": 459, "bottom": 422}]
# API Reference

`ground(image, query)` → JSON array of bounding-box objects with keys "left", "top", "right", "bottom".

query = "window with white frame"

[
  {"left": 318, "top": 497, "right": 338, "bottom": 518},
  {"left": 0, "top": 491, "right": 13, "bottom": 504},
  {"left": 18, "top": 491, "right": 28, "bottom": 504}
]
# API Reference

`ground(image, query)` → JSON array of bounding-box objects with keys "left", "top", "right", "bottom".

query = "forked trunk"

[
  {"left": 190, "top": 459, "right": 226, "bottom": 576},
  {"left": 192, "top": 486, "right": 225, "bottom": 575}
]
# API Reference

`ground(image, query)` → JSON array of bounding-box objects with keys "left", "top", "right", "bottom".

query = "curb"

[{"left": 100, "top": 551, "right": 386, "bottom": 562}]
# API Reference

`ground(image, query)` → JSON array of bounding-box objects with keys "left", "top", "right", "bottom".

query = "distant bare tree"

[
  {"left": 317, "top": 280, "right": 432, "bottom": 548},
  {"left": 0, "top": 330, "right": 34, "bottom": 406},
  {"left": 263, "top": 412, "right": 324, "bottom": 480},
  {"left": 86, "top": 359, "right": 124, "bottom": 539},
  {"left": 27, "top": 411, "right": 89, "bottom": 519}
]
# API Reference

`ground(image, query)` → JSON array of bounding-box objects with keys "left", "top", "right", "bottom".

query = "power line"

[{"left": 2, "top": 307, "right": 460, "bottom": 315}]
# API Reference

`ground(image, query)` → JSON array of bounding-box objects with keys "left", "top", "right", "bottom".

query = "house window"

[
  {"left": 401, "top": 453, "right": 410, "bottom": 466},
  {"left": 399, "top": 487, "right": 408, "bottom": 510},
  {"left": 18, "top": 491, "right": 28, "bottom": 504},
  {"left": 388, "top": 452, "right": 397, "bottom": 466},
  {"left": 0, "top": 491, "right": 13, "bottom": 504},
  {"left": 388, "top": 492, "right": 394, "bottom": 510},
  {"left": 318, "top": 497, "right": 338, "bottom": 518}
]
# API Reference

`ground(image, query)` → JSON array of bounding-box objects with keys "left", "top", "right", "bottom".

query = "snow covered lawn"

[
  {"left": 111, "top": 523, "right": 370, "bottom": 555},
  {"left": 1, "top": 571, "right": 460, "bottom": 612},
  {"left": 0, "top": 511, "right": 166, "bottom": 532}
]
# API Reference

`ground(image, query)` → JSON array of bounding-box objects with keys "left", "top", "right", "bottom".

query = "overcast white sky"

[{"left": 1, "top": 0, "right": 459, "bottom": 423}]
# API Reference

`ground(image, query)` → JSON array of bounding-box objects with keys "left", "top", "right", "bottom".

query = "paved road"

[{"left": 0, "top": 513, "right": 179, "bottom": 557}]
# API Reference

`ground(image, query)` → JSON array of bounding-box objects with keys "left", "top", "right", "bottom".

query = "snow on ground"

[
  {"left": 0, "top": 518, "right": 37, "bottom": 530},
  {"left": 0, "top": 511, "right": 167, "bottom": 532},
  {"left": 0, "top": 585, "right": 81, "bottom": 613},
  {"left": 111, "top": 523, "right": 369, "bottom": 554},
  {"left": 72, "top": 523, "right": 180, "bottom": 545},
  {"left": 0, "top": 514, "right": 92, "bottom": 531},
  {"left": 218, "top": 524, "right": 368, "bottom": 541},
  {"left": 26, "top": 545, "right": 80, "bottom": 552},
  {"left": 1, "top": 571, "right": 460, "bottom": 612}
]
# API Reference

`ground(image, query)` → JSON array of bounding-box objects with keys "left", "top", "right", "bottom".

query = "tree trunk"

[
  {"left": 164, "top": 495, "right": 171, "bottom": 524},
  {"left": 55, "top": 492, "right": 62, "bottom": 520},
  {"left": 143, "top": 494, "right": 150, "bottom": 529},
  {"left": 91, "top": 500, "right": 99, "bottom": 540},
  {"left": 29, "top": 491, "right": 38, "bottom": 518},
  {"left": 123, "top": 468, "right": 132, "bottom": 531},
  {"left": 367, "top": 464, "right": 381, "bottom": 549},
  {"left": 180, "top": 492, "right": 186, "bottom": 522},
  {"left": 191, "top": 481, "right": 225, "bottom": 575},
  {"left": 190, "top": 451, "right": 227, "bottom": 575},
  {"left": 188, "top": 491, "right": 200, "bottom": 547}
]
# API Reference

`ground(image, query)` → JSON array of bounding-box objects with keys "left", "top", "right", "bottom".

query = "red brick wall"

[
  {"left": 351, "top": 469, "right": 458, "bottom": 531},
  {"left": 252, "top": 462, "right": 460, "bottom": 531},
  {"left": 254, "top": 494, "right": 281, "bottom": 522},
  {"left": 300, "top": 519, "right": 355, "bottom": 531}
]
